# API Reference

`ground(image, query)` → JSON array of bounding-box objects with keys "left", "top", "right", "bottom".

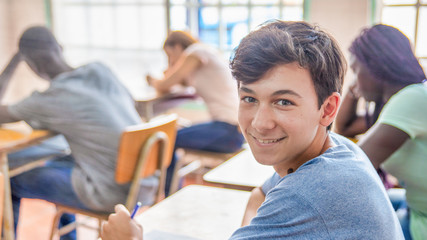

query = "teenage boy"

[{"left": 100, "top": 20, "right": 404, "bottom": 239}]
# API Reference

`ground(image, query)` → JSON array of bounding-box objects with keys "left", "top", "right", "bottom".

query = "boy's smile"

[{"left": 238, "top": 62, "right": 335, "bottom": 177}]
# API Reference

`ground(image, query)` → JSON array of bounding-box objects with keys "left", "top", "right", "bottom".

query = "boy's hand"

[{"left": 100, "top": 204, "right": 144, "bottom": 240}]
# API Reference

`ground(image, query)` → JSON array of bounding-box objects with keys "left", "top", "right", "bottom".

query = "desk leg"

[
  {"left": 1, "top": 153, "right": 15, "bottom": 240},
  {"left": 145, "top": 101, "right": 153, "bottom": 121},
  {"left": 136, "top": 101, "right": 154, "bottom": 121}
]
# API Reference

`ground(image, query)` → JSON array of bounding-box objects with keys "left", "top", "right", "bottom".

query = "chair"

[
  {"left": 0, "top": 172, "right": 4, "bottom": 237},
  {"left": 169, "top": 148, "right": 244, "bottom": 194},
  {"left": 49, "top": 114, "right": 178, "bottom": 239}
]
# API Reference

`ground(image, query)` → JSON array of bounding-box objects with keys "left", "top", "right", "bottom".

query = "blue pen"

[{"left": 130, "top": 202, "right": 142, "bottom": 219}]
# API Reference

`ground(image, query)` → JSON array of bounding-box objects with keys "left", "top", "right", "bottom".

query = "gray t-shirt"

[
  {"left": 230, "top": 133, "right": 404, "bottom": 239},
  {"left": 8, "top": 62, "right": 141, "bottom": 211}
]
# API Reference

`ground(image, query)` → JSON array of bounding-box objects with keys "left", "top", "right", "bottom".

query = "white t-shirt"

[{"left": 184, "top": 43, "right": 239, "bottom": 125}]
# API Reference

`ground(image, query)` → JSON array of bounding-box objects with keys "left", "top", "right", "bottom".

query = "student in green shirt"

[{"left": 340, "top": 24, "right": 427, "bottom": 240}]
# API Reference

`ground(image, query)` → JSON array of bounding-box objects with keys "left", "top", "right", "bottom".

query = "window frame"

[
  {"left": 380, "top": 0, "right": 427, "bottom": 62},
  {"left": 168, "top": 0, "right": 306, "bottom": 52}
]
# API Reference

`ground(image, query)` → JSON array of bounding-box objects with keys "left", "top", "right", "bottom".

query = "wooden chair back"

[
  {"left": 115, "top": 114, "right": 177, "bottom": 208},
  {"left": 0, "top": 172, "right": 3, "bottom": 237},
  {"left": 50, "top": 114, "right": 177, "bottom": 239}
]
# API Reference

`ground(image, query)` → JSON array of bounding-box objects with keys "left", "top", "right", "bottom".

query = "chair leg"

[
  {"left": 49, "top": 209, "right": 64, "bottom": 240},
  {"left": 169, "top": 150, "right": 185, "bottom": 195},
  {"left": 98, "top": 219, "right": 103, "bottom": 239},
  {"left": 49, "top": 209, "right": 78, "bottom": 239}
]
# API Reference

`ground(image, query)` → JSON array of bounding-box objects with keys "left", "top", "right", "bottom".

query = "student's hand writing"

[
  {"left": 146, "top": 74, "right": 154, "bottom": 86},
  {"left": 100, "top": 204, "right": 143, "bottom": 240},
  {"left": 146, "top": 75, "right": 169, "bottom": 94}
]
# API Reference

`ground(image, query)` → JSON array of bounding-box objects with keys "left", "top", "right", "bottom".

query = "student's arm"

[
  {"left": 0, "top": 52, "right": 22, "bottom": 100},
  {"left": 358, "top": 123, "right": 409, "bottom": 169},
  {"left": 241, "top": 187, "right": 265, "bottom": 227},
  {"left": 100, "top": 204, "right": 144, "bottom": 240},
  {"left": 334, "top": 84, "right": 368, "bottom": 138},
  {"left": 0, "top": 53, "right": 24, "bottom": 124},
  {"left": 148, "top": 54, "right": 201, "bottom": 94}
]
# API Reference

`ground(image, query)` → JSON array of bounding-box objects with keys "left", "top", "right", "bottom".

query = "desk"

[
  {"left": 132, "top": 85, "right": 159, "bottom": 120},
  {"left": 136, "top": 185, "right": 250, "bottom": 240},
  {"left": 132, "top": 85, "right": 196, "bottom": 120},
  {"left": 203, "top": 149, "right": 275, "bottom": 191},
  {"left": 0, "top": 122, "right": 55, "bottom": 240}
]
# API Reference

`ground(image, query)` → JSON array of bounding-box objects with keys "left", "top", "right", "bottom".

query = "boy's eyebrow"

[
  {"left": 272, "top": 89, "right": 302, "bottom": 98},
  {"left": 239, "top": 86, "right": 302, "bottom": 98},
  {"left": 239, "top": 86, "right": 254, "bottom": 94}
]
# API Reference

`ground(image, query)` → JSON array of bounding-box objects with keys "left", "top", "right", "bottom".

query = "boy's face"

[{"left": 238, "top": 62, "right": 328, "bottom": 176}]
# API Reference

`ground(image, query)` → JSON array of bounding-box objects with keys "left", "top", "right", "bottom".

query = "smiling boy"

[
  {"left": 229, "top": 20, "right": 403, "bottom": 239},
  {"left": 101, "top": 21, "right": 404, "bottom": 240}
]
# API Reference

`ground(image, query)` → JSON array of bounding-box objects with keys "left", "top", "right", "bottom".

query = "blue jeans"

[
  {"left": 388, "top": 188, "right": 412, "bottom": 240},
  {"left": 8, "top": 135, "right": 87, "bottom": 240},
  {"left": 164, "top": 121, "right": 244, "bottom": 195}
]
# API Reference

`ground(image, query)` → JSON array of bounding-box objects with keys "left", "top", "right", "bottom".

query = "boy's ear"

[{"left": 320, "top": 92, "right": 341, "bottom": 127}]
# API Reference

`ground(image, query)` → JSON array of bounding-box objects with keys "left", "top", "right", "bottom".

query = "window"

[
  {"left": 170, "top": 0, "right": 304, "bottom": 57},
  {"left": 381, "top": 0, "right": 427, "bottom": 71},
  {"left": 50, "top": 0, "right": 168, "bottom": 95},
  {"left": 49, "top": 0, "right": 305, "bottom": 92}
]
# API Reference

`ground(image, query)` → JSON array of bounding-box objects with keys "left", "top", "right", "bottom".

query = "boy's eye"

[
  {"left": 277, "top": 99, "right": 293, "bottom": 106},
  {"left": 242, "top": 96, "right": 256, "bottom": 103}
]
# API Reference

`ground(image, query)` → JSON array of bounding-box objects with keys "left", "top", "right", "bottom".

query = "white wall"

[
  {"left": 0, "top": 0, "right": 48, "bottom": 104},
  {"left": 309, "top": 0, "right": 371, "bottom": 91}
]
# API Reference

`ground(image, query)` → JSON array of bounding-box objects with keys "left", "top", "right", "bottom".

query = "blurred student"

[
  {"left": 339, "top": 24, "right": 426, "bottom": 240},
  {"left": 0, "top": 26, "right": 142, "bottom": 240},
  {"left": 101, "top": 21, "right": 403, "bottom": 240},
  {"left": 147, "top": 31, "right": 244, "bottom": 195},
  {"left": 335, "top": 25, "right": 426, "bottom": 138},
  {"left": 334, "top": 24, "right": 427, "bottom": 192}
]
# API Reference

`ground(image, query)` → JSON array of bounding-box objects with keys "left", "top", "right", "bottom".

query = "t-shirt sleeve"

[
  {"left": 377, "top": 84, "right": 427, "bottom": 139},
  {"left": 230, "top": 184, "right": 328, "bottom": 239},
  {"left": 261, "top": 173, "right": 281, "bottom": 195},
  {"left": 184, "top": 44, "right": 209, "bottom": 65},
  {"left": 8, "top": 91, "right": 49, "bottom": 129}
]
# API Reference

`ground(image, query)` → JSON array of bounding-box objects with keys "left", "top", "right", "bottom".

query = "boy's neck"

[{"left": 276, "top": 130, "right": 333, "bottom": 178}]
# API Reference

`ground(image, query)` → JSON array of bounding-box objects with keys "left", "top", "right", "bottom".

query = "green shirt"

[{"left": 378, "top": 83, "right": 427, "bottom": 239}]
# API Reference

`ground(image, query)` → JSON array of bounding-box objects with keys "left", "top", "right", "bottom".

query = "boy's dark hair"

[{"left": 230, "top": 20, "right": 346, "bottom": 109}]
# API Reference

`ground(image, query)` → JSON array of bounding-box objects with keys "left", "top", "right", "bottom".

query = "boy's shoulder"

[
  {"left": 269, "top": 132, "right": 384, "bottom": 210},
  {"left": 257, "top": 133, "right": 402, "bottom": 239}
]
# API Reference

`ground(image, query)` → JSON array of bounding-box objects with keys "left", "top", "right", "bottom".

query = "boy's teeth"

[{"left": 258, "top": 139, "right": 278, "bottom": 143}]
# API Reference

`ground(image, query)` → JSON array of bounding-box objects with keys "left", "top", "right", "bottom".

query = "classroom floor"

[{"left": 16, "top": 170, "right": 221, "bottom": 240}]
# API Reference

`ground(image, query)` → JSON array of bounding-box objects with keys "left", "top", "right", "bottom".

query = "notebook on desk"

[{"left": 145, "top": 230, "right": 200, "bottom": 240}]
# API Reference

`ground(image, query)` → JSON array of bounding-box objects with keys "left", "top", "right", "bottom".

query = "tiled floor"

[
  {"left": 17, "top": 199, "right": 99, "bottom": 240},
  {"left": 17, "top": 199, "right": 57, "bottom": 240},
  {"left": 15, "top": 170, "right": 223, "bottom": 240}
]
